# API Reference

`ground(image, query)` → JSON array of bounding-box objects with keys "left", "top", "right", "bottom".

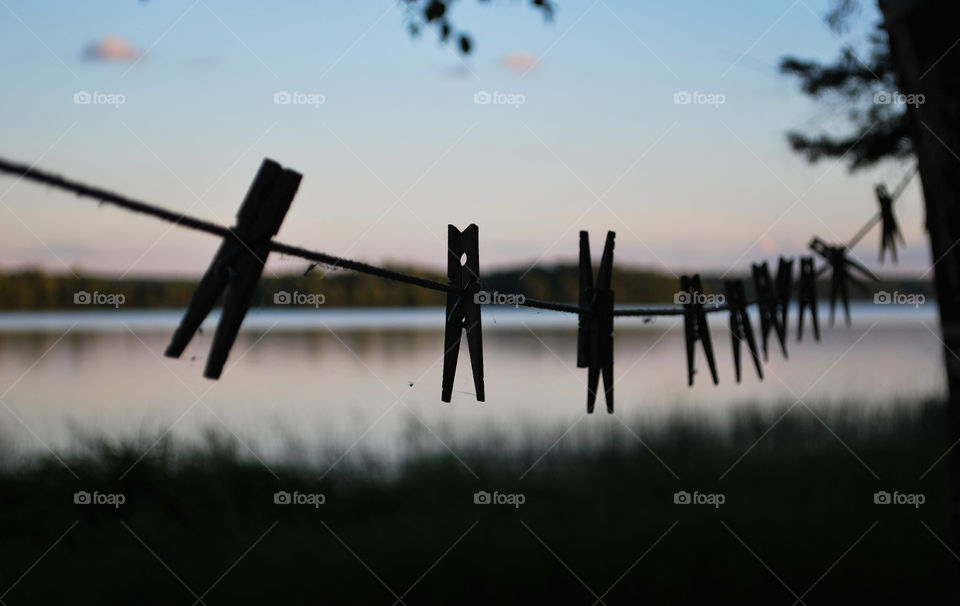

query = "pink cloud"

[
  {"left": 84, "top": 35, "right": 141, "bottom": 62},
  {"left": 758, "top": 236, "right": 779, "bottom": 255},
  {"left": 501, "top": 51, "right": 539, "bottom": 74}
]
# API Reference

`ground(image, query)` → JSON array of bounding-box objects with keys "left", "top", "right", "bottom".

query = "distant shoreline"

[{"left": 0, "top": 267, "right": 936, "bottom": 311}]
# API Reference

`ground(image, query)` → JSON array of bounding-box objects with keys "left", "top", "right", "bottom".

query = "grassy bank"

[{"left": 0, "top": 398, "right": 952, "bottom": 604}]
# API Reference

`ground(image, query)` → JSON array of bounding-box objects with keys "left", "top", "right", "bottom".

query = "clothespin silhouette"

[
  {"left": 577, "top": 231, "right": 615, "bottom": 413},
  {"left": 875, "top": 184, "right": 905, "bottom": 263},
  {"left": 165, "top": 159, "right": 301, "bottom": 379},
  {"left": 724, "top": 280, "right": 762, "bottom": 383},
  {"left": 796, "top": 256, "right": 820, "bottom": 342},
  {"left": 809, "top": 237, "right": 878, "bottom": 326},
  {"left": 775, "top": 257, "right": 793, "bottom": 351},
  {"left": 680, "top": 274, "right": 718, "bottom": 387},
  {"left": 751, "top": 262, "right": 787, "bottom": 361},
  {"left": 441, "top": 224, "right": 485, "bottom": 402}
]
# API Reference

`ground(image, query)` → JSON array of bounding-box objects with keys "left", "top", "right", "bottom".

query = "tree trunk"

[{"left": 880, "top": 0, "right": 960, "bottom": 597}]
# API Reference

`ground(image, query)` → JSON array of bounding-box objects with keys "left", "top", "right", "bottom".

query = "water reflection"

[{"left": 0, "top": 304, "right": 946, "bottom": 462}]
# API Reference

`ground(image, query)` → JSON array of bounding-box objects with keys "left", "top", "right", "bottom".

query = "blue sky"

[{"left": 0, "top": 0, "right": 927, "bottom": 276}]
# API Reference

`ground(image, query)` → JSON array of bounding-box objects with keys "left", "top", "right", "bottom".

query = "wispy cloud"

[{"left": 440, "top": 64, "right": 473, "bottom": 79}]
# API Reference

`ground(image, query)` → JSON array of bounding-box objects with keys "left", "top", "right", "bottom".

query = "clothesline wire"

[{"left": 0, "top": 156, "right": 911, "bottom": 318}]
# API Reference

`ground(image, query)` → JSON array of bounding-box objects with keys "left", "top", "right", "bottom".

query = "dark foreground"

[{"left": 0, "top": 399, "right": 952, "bottom": 604}]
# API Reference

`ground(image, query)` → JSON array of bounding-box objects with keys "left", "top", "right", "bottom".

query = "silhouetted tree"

[
  {"left": 779, "top": 2, "right": 911, "bottom": 170},
  {"left": 402, "top": 0, "right": 553, "bottom": 54},
  {"left": 879, "top": 5, "right": 960, "bottom": 599},
  {"left": 784, "top": 1, "right": 960, "bottom": 594}
]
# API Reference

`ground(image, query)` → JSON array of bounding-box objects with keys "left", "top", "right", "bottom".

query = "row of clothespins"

[
  {"left": 554, "top": 230, "right": 880, "bottom": 413},
  {"left": 159, "top": 158, "right": 904, "bottom": 414}
]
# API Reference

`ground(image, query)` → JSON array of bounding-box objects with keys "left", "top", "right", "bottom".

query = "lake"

[{"left": 0, "top": 303, "right": 946, "bottom": 463}]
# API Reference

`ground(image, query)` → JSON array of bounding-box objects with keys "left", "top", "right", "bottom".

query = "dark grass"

[{"left": 0, "top": 398, "right": 953, "bottom": 605}]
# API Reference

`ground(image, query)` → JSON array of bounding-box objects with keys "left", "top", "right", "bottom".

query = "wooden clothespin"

[
  {"left": 680, "top": 274, "right": 718, "bottom": 387},
  {"left": 751, "top": 262, "right": 787, "bottom": 361},
  {"left": 441, "top": 224, "right": 485, "bottom": 402},
  {"left": 775, "top": 257, "right": 793, "bottom": 359},
  {"left": 577, "top": 231, "right": 615, "bottom": 413},
  {"left": 809, "top": 237, "right": 878, "bottom": 326},
  {"left": 875, "top": 184, "right": 905, "bottom": 264},
  {"left": 724, "top": 280, "right": 762, "bottom": 383},
  {"left": 797, "top": 256, "right": 820, "bottom": 342},
  {"left": 165, "top": 159, "right": 301, "bottom": 379}
]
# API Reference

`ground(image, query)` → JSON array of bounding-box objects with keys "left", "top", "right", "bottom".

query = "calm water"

[{"left": 0, "top": 304, "right": 946, "bottom": 462}]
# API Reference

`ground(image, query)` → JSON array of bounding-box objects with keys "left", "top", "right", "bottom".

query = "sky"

[{"left": 0, "top": 0, "right": 929, "bottom": 278}]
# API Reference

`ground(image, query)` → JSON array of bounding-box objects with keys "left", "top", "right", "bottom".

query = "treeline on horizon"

[{"left": 0, "top": 266, "right": 936, "bottom": 310}]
